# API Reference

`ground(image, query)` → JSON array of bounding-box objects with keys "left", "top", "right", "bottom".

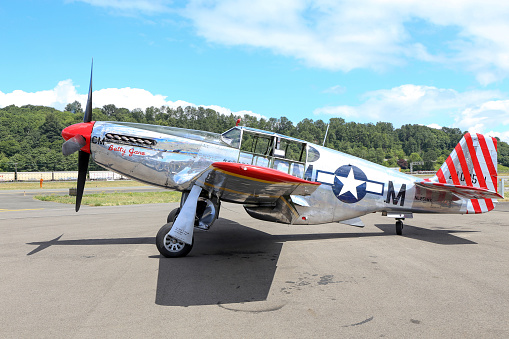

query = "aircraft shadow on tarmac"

[
  {"left": 26, "top": 218, "right": 477, "bottom": 307},
  {"left": 373, "top": 223, "right": 477, "bottom": 245}
]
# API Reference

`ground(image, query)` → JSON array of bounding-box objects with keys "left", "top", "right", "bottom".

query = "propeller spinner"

[{"left": 61, "top": 61, "right": 95, "bottom": 212}]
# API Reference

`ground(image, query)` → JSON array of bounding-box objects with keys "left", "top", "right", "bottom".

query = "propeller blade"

[
  {"left": 62, "top": 134, "right": 86, "bottom": 156},
  {"left": 83, "top": 59, "right": 93, "bottom": 123},
  {"left": 76, "top": 150, "right": 90, "bottom": 212}
]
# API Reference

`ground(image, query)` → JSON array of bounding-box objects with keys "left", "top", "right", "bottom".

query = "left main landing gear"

[
  {"left": 156, "top": 188, "right": 220, "bottom": 258},
  {"left": 165, "top": 198, "right": 220, "bottom": 229},
  {"left": 395, "top": 219, "right": 404, "bottom": 235}
]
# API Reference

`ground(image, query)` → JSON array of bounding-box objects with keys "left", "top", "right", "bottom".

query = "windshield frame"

[{"left": 220, "top": 127, "right": 242, "bottom": 149}]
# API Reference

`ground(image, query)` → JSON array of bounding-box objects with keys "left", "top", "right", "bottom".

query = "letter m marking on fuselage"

[{"left": 385, "top": 181, "right": 406, "bottom": 206}]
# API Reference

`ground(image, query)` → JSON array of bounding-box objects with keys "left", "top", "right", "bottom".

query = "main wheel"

[
  {"left": 167, "top": 207, "right": 180, "bottom": 224},
  {"left": 396, "top": 220, "right": 403, "bottom": 235},
  {"left": 156, "top": 222, "right": 193, "bottom": 258}
]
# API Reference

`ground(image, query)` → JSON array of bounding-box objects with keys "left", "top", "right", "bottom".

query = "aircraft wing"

[
  {"left": 415, "top": 181, "right": 504, "bottom": 200},
  {"left": 196, "top": 162, "right": 321, "bottom": 204}
]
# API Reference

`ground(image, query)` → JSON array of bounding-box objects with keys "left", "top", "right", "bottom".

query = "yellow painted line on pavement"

[{"left": 0, "top": 208, "right": 44, "bottom": 212}]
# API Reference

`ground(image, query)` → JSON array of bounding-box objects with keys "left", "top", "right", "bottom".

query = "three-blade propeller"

[{"left": 61, "top": 60, "right": 94, "bottom": 212}]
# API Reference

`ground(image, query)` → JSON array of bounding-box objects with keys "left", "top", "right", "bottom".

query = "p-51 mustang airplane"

[{"left": 61, "top": 65, "right": 503, "bottom": 257}]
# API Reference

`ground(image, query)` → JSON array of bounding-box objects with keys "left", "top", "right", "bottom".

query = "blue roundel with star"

[{"left": 332, "top": 165, "right": 368, "bottom": 203}]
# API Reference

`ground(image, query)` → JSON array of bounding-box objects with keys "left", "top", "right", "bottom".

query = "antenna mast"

[{"left": 322, "top": 123, "right": 330, "bottom": 146}]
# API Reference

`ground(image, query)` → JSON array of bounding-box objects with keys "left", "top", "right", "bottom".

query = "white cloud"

[
  {"left": 314, "top": 84, "right": 502, "bottom": 121},
  {"left": 427, "top": 123, "right": 442, "bottom": 129},
  {"left": 93, "top": 87, "right": 171, "bottom": 109},
  {"left": 202, "top": 105, "right": 265, "bottom": 120},
  {"left": 74, "top": 0, "right": 509, "bottom": 83},
  {"left": 485, "top": 131, "right": 509, "bottom": 143},
  {"left": 0, "top": 80, "right": 83, "bottom": 109},
  {"left": 183, "top": 0, "right": 407, "bottom": 72},
  {"left": 313, "top": 84, "right": 509, "bottom": 142},
  {"left": 178, "top": 0, "right": 509, "bottom": 83},
  {"left": 454, "top": 100, "right": 509, "bottom": 139},
  {"left": 0, "top": 80, "right": 264, "bottom": 120}
]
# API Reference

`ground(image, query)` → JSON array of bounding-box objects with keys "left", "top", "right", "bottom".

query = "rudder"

[{"left": 429, "top": 133, "right": 498, "bottom": 213}]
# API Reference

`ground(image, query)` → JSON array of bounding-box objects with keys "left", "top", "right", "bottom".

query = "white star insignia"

[{"left": 336, "top": 167, "right": 365, "bottom": 199}]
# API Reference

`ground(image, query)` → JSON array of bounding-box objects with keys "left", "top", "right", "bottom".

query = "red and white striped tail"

[{"left": 428, "top": 133, "right": 498, "bottom": 214}]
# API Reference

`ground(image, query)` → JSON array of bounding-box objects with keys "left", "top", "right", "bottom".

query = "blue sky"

[{"left": 1, "top": 0, "right": 509, "bottom": 141}]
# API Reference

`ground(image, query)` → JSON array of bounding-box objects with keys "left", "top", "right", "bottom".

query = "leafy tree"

[
  {"left": 130, "top": 108, "right": 145, "bottom": 123},
  {"left": 0, "top": 137, "right": 21, "bottom": 157},
  {"left": 101, "top": 104, "right": 117, "bottom": 117},
  {"left": 423, "top": 149, "right": 438, "bottom": 170},
  {"left": 40, "top": 112, "right": 64, "bottom": 143},
  {"left": 1, "top": 104, "right": 509, "bottom": 173},
  {"left": 0, "top": 153, "right": 9, "bottom": 171},
  {"left": 409, "top": 153, "right": 422, "bottom": 163},
  {"left": 65, "top": 101, "right": 83, "bottom": 113}
]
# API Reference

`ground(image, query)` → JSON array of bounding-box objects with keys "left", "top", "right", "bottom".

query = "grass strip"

[
  {"left": 0, "top": 180, "right": 149, "bottom": 190},
  {"left": 35, "top": 190, "right": 181, "bottom": 207}
]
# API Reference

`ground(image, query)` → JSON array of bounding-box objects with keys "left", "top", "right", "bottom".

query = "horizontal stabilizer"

[
  {"left": 415, "top": 181, "right": 503, "bottom": 200},
  {"left": 339, "top": 217, "right": 364, "bottom": 227},
  {"left": 384, "top": 212, "right": 413, "bottom": 219}
]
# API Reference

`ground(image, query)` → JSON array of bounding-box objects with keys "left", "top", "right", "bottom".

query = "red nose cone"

[{"left": 62, "top": 122, "right": 95, "bottom": 153}]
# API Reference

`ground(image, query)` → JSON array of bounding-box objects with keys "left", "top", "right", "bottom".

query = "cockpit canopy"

[{"left": 221, "top": 126, "right": 320, "bottom": 178}]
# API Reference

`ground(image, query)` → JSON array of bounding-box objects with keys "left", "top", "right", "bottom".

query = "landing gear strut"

[
  {"left": 395, "top": 219, "right": 404, "bottom": 235},
  {"left": 156, "top": 189, "right": 220, "bottom": 258}
]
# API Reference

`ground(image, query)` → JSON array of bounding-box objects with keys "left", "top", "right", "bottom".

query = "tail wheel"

[
  {"left": 396, "top": 220, "right": 403, "bottom": 235},
  {"left": 156, "top": 222, "right": 193, "bottom": 258}
]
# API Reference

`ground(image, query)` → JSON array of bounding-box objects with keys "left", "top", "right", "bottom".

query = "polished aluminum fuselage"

[{"left": 90, "top": 121, "right": 467, "bottom": 225}]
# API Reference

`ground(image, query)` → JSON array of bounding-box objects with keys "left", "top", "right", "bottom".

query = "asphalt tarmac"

[{"left": 1, "top": 189, "right": 508, "bottom": 338}]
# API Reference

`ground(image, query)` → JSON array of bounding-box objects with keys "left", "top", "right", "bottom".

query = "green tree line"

[{"left": 1, "top": 102, "right": 508, "bottom": 172}]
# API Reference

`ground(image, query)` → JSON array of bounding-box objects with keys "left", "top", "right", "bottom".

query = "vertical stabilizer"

[{"left": 427, "top": 133, "right": 498, "bottom": 213}]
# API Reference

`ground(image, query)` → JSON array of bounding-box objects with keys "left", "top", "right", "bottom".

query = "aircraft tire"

[
  {"left": 156, "top": 222, "right": 193, "bottom": 258},
  {"left": 396, "top": 220, "right": 403, "bottom": 236},
  {"left": 167, "top": 207, "right": 180, "bottom": 224}
]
